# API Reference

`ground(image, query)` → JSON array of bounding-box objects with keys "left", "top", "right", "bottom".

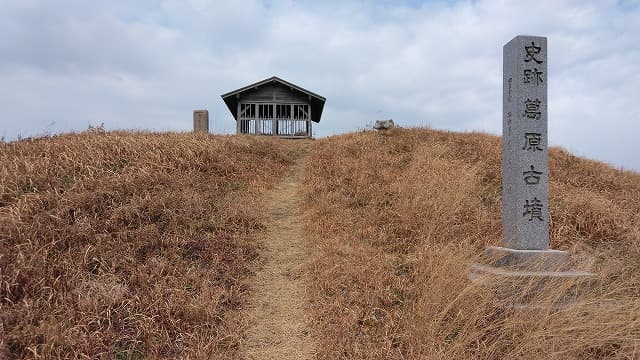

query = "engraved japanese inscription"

[{"left": 502, "top": 35, "right": 549, "bottom": 250}]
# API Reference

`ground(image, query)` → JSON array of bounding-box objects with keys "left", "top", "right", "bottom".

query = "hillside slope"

[
  {"left": 0, "top": 131, "right": 298, "bottom": 358},
  {"left": 2, "top": 128, "right": 639, "bottom": 359},
  {"left": 303, "top": 128, "right": 640, "bottom": 359}
]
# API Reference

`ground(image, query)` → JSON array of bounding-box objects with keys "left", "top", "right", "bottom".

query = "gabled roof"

[{"left": 221, "top": 76, "right": 326, "bottom": 123}]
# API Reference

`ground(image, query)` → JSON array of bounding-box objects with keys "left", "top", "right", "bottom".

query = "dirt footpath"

[{"left": 240, "top": 150, "right": 315, "bottom": 359}]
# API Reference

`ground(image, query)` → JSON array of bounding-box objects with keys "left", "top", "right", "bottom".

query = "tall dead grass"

[
  {"left": 0, "top": 130, "right": 298, "bottom": 358},
  {"left": 303, "top": 128, "right": 640, "bottom": 359}
]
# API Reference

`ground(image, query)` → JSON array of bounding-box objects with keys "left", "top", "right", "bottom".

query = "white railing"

[
  {"left": 238, "top": 119, "right": 309, "bottom": 137},
  {"left": 238, "top": 103, "right": 310, "bottom": 137}
]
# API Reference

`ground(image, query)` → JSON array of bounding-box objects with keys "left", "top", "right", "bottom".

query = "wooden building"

[{"left": 221, "top": 76, "right": 326, "bottom": 138}]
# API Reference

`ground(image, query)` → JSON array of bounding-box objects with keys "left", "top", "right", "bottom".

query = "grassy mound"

[
  {"left": 304, "top": 128, "right": 640, "bottom": 359},
  {"left": 0, "top": 131, "right": 297, "bottom": 358}
]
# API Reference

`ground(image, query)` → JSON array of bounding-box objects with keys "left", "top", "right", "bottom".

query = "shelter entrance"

[{"left": 238, "top": 103, "right": 311, "bottom": 138}]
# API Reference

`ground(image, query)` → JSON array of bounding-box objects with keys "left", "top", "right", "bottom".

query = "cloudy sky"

[{"left": 1, "top": 0, "right": 639, "bottom": 170}]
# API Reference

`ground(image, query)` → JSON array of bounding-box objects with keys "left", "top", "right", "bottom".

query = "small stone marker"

[
  {"left": 503, "top": 35, "right": 548, "bottom": 250},
  {"left": 193, "top": 110, "right": 209, "bottom": 133}
]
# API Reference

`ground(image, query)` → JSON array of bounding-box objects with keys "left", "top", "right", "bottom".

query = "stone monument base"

[
  {"left": 481, "top": 246, "right": 570, "bottom": 270},
  {"left": 470, "top": 247, "right": 597, "bottom": 308}
]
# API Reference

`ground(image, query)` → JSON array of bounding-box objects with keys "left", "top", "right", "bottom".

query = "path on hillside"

[{"left": 240, "top": 147, "right": 315, "bottom": 359}]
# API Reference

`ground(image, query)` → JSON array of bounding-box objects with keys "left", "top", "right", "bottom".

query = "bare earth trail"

[{"left": 241, "top": 146, "right": 316, "bottom": 359}]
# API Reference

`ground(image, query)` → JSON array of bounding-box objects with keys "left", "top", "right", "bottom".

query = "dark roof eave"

[
  {"left": 221, "top": 76, "right": 326, "bottom": 122},
  {"left": 220, "top": 76, "right": 326, "bottom": 102}
]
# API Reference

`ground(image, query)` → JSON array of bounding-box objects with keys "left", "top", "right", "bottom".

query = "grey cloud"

[
  {"left": 0, "top": 0, "right": 638, "bottom": 171},
  {"left": 0, "top": 1, "right": 180, "bottom": 76}
]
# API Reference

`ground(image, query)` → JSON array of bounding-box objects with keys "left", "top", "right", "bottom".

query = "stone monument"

[
  {"left": 193, "top": 110, "right": 209, "bottom": 133},
  {"left": 470, "top": 35, "right": 594, "bottom": 306}
]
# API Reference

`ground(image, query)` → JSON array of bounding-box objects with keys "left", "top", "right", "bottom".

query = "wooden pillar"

[
  {"left": 273, "top": 105, "right": 283, "bottom": 136},
  {"left": 307, "top": 106, "right": 312, "bottom": 138},
  {"left": 254, "top": 104, "right": 259, "bottom": 135},
  {"left": 236, "top": 103, "right": 240, "bottom": 134},
  {"left": 290, "top": 104, "right": 293, "bottom": 136}
]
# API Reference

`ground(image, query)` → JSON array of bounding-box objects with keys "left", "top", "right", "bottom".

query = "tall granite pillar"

[
  {"left": 487, "top": 35, "right": 565, "bottom": 268},
  {"left": 503, "top": 35, "right": 548, "bottom": 250},
  {"left": 470, "top": 35, "right": 594, "bottom": 306}
]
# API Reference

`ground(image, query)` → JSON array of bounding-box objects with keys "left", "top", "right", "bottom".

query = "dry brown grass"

[
  {"left": 4, "top": 127, "right": 639, "bottom": 359},
  {"left": 303, "top": 128, "right": 640, "bottom": 359},
  {"left": 0, "top": 130, "right": 298, "bottom": 358}
]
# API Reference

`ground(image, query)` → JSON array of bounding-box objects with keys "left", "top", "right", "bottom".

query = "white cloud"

[{"left": 0, "top": 0, "right": 638, "bottom": 170}]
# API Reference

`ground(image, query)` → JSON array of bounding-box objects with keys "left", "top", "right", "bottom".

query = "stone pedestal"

[
  {"left": 470, "top": 247, "right": 596, "bottom": 307},
  {"left": 480, "top": 246, "right": 569, "bottom": 271},
  {"left": 470, "top": 263, "right": 596, "bottom": 308}
]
